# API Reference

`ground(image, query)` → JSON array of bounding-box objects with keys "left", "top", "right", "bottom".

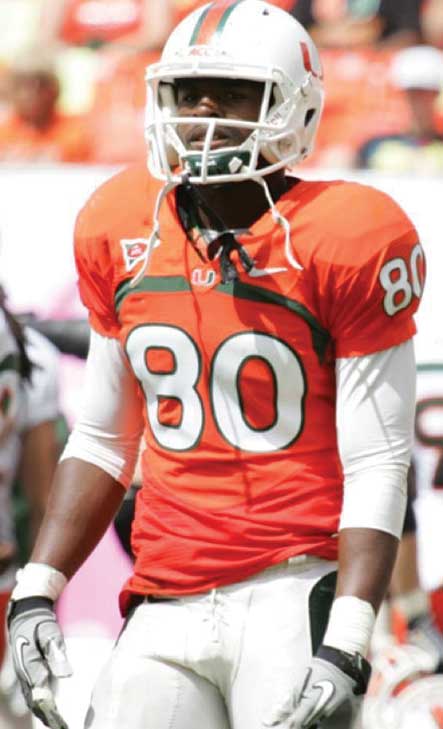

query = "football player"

[
  {"left": 6, "top": 2, "right": 425, "bottom": 729},
  {"left": 0, "top": 291, "right": 61, "bottom": 724},
  {"left": 374, "top": 354, "right": 443, "bottom": 670}
]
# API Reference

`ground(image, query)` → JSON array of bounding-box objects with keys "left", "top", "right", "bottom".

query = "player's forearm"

[
  {"left": 335, "top": 527, "right": 399, "bottom": 612},
  {"left": 30, "top": 457, "right": 125, "bottom": 580},
  {"left": 320, "top": 527, "right": 399, "bottom": 657}
]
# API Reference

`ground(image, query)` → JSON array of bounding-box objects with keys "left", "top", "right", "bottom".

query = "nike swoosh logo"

[
  {"left": 301, "top": 679, "right": 335, "bottom": 726},
  {"left": 248, "top": 266, "right": 288, "bottom": 278},
  {"left": 15, "top": 635, "right": 32, "bottom": 684}
]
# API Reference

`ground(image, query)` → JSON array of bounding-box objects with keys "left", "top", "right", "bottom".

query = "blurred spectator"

[
  {"left": 50, "top": 0, "right": 172, "bottom": 50},
  {"left": 86, "top": 48, "right": 153, "bottom": 164},
  {"left": 356, "top": 45, "right": 443, "bottom": 174},
  {"left": 0, "top": 63, "right": 11, "bottom": 124},
  {"left": 290, "top": 0, "right": 423, "bottom": 49},
  {"left": 421, "top": 0, "right": 443, "bottom": 48},
  {"left": 172, "top": 0, "right": 295, "bottom": 25},
  {"left": 41, "top": 0, "right": 173, "bottom": 165},
  {"left": 0, "top": 290, "right": 61, "bottom": 723},
  {"left": 0, "top": 49, "right": 92, "bottom": 163}
]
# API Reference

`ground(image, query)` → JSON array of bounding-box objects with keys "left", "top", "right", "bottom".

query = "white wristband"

[
  {"left": 322, "top": 596, "right": 376, "bottom": 657},
  {"left": 11, "top": 562, "right": 67, "bottom": 602}
]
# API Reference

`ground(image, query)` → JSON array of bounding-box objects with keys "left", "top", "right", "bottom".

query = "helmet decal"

[
  {"left": 300, "top": 41, "right": 323, "bottom": 80},
  {"left": 189, "top": 0, "right": 246, "bottom": 46}
]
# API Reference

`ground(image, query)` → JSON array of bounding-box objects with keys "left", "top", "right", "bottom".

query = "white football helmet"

[
  {"left": 145, "top": 0, "right": 324, "bottom": 184},
  {"left": 361, "top": 643, "right": 443, "bottom": 729}
]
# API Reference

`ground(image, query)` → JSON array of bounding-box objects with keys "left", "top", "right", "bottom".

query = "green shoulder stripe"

[
  {"left": 216, "top": 280, "right": 331, "bottom": 363},
  {"left": 115, "top": 275, "right": 330, "bottom": 363},
  {"left": 115, "top": 276, "right": 191, "bottom": 311}
]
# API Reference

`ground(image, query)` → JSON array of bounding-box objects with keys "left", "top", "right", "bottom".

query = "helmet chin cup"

[{"left": 181, "top": 150, "right": 252, "bottom": 179}]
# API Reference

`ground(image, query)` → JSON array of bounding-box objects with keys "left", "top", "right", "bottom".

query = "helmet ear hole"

[{"left": 304, "top": 108, "right": 316, "bottom": 127}]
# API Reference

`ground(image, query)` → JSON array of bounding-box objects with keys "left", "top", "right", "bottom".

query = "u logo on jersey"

[{"left": 191, "top": 268, "right": 216, "bottom": 287}]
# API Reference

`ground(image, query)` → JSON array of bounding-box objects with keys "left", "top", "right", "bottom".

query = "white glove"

[
  {"left": 7, "top": 597, "right": 73, "bottom": 729},
  {"left": 263, "top": 645, "right": 371, "bottom": 729}
]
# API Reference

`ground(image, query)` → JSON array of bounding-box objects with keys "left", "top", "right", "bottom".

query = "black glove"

[
  {"left": 7, "top": 596, "right": 72, "bottom": 729},
  {"left": 263, "top": 645, "right": 371, "bottom": 728}
]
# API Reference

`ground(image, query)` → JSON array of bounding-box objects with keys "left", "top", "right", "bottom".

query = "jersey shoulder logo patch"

[{"left": 121, "top": 238, "right": 150, "bottom": 272}]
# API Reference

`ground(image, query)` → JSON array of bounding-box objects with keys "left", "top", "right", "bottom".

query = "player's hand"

[
  {"left": 7, "top": 596, "right": 72, "bottom": 729},
  {"left": 263, "top": 645, "right": 371, "bottom": 728}
]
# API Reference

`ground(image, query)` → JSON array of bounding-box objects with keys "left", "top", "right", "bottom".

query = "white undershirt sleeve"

[
  {"left": 336, "top": 339, "right": 416, "bottom": 538},
  {"left": 60, "top": 329, "right": 144, "bottom": 488}
]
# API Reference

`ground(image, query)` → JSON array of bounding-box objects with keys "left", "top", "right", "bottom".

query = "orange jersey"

[{"left": 74, "top": 165, "right": 424, "bottom": 612}]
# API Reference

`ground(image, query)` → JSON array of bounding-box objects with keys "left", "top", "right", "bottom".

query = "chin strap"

[
  {"left": 254, "top": 175, "right": 303, "bottom": 271},
  {"left": 179, "top": 174, "right": 255, "bottom": 284},
  {"left": 215, "top": 232, "right": 254, "bottom": 283},
  {"left": 131, "top": 172, "right": 302, "bottom": 287},
  {"left": 130, "top": 179, "right": 179, "bottom": 288}
]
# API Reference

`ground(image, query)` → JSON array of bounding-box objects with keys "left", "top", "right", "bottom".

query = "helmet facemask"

[{"left": 145, "top": 59, "right": 323, "bottom": 185}]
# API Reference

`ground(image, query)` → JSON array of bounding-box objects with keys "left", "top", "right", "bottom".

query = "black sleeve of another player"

[
  {"left": 403, "top": 461, "right": 417, "bottom": 535},
  {"left": 289, "top": 0, "right": 314, "bottom": 28},
  {"left": 380, "top": 0, "right": 421, "bottom": 34},
  {"left": 113, "top": 484, "right": 141, "bottom": 560},
  {"left": 22, "top": 317, "right": 91, "bottom": 359}
]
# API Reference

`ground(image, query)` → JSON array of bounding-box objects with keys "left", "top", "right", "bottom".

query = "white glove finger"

[
  {"left": 290, "top": 661, "right": 355, "bottom": 728},
  {"left": 263, "top": 691, "right": 297, "bottom": 727},
  {"left": 263, "top": 718, "right": 294, "bottom": 729},
  {"left": 291, "top": 692, "right": 330, "bottom": 728},
  {"left": 44, "top": 637, "right": 73, "bottom": 678},
  {"left": 32, "top": 686, "right": 69, "bottom": 729},
  {"left": 36, "top": 621, "right": 73, "bottom": 678}
]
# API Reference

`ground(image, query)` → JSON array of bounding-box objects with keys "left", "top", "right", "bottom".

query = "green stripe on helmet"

[
  {"left": 189, "top": 5, "right": 212, "bottom": 45},
  {"left": 189, "top": 0, "right": 246, "bottom": 46},
  {"left": 215, "top": 0, "right": 246, "bottom": 40}
]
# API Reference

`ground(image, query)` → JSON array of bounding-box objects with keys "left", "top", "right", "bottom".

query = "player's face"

[
  {"left": 12, "top": 72, "right": 59, "bottom": 125},
  {"left": 175, "top": 77, "right": 264, "bottom": 150},
  {"left": 406, "top": 88, "right": 439, "bottom": 135}
]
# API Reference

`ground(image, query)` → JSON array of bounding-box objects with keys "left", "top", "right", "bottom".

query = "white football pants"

[{"left": 84, "top": 556, "right": 337, "bottom": 729}]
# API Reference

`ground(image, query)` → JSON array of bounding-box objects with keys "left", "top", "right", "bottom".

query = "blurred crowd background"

[{"left": 0, "top": 0, "right": 442, "bottom": 174}]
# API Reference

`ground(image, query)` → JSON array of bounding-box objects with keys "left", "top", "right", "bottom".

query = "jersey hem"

[{"left": 119, "top": 542, "right": 339, "bottom": 615}]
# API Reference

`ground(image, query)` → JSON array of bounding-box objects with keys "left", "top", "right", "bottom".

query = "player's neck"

[{"left": 194, "top": 170, "right": 291, "bottom": 230}]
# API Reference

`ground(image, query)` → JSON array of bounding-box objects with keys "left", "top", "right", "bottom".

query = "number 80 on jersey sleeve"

[{"left": 379, "top": 242, "right": 425, "bottom": 317}]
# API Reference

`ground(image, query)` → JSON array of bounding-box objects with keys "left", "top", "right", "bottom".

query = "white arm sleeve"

[
  {"left": 60, "top": 329, "right": 144, "bottom": 488},
  {"left": 337, "top": 340, "right": 416, "bottom": 538}
]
